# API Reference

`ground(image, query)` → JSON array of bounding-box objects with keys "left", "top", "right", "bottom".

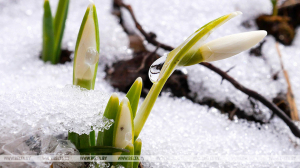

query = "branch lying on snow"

[
  {"left": 113, "top": 0, "right": 300, "bottom": 138},
  {"left": 200, "top": 62, "right": 300, "bottom": 137}
]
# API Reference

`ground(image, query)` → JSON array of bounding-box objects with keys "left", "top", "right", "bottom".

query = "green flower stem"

[
  {"left": 133, "top": 76, "right": 167, "bottom": 140},
  {"left": 271, "top": 0, "right": 278, "bottom": 16},
  {"left": 134, "top": 12, "right": 240, "bottom": 140},
  {"left": 42, "top": 0, "right": 55, "bottom": 63},
  {"left": 53, "top": 0, "right": 69, "bottom": 64}
]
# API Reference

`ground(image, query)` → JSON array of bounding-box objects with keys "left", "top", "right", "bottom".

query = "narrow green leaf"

[
  {"left": 73, "top": 2, "right": 100, "bottom": 90},
  {"left": 53, "top": 0, "right": 69, "bottom": 64},
  {"left": 42, "top": 0, "right": 55, "bottom": 63},
  {"left": 78, "top": 146, "right": 129, "bottom": 154},
  {"left": 90, "top": 130, "right": 96, "bottom": 147},
  {"left": 133, "top": 139, "right": 142, "bottom": 168},
  {"left": 126, "top": 77, "right": 143, "bottom": 119},
  {"left": 79, "top": 133, "right": 90, "bottom": 149},
  {"left": 68, "top": 132, "right": 80, "bottom": 149},
  {"left": 97, "top": 131, "right": 104, "bottom": 146},
  {"left": 117, "top": 143, "right": 134, "bottom": 168},
  {"left": 97, "top": 93, "right": 119, "bottom": 147}
]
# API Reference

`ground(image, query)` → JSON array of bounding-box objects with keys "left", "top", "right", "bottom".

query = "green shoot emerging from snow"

[
  {"left": 69, "top": 1, "right": 100, "bottom": 152},
  {"left": 42, "top": 0, "right": 69, "bottom": 64}
]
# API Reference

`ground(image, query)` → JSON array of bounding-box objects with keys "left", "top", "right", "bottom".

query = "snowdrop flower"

[
  {"left": 183, "top": 30, "right": 267, "bottom": 64},
  {"left": 176, "top": 12, "right": 267, "bottom": 66},
  {"left": 134, "top": 11, "right": 267, "bottom": 139}
]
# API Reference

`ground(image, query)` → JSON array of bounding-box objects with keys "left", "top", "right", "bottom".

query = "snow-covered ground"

[{"left": 1, "top": 0, "right": 300, "bottom": 167}]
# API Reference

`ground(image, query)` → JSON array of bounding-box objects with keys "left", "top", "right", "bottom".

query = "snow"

[
  {"left": 1, "top": 0, "right": 300, "bottom": 167},
  {"left": 139, "top": 93, "right": 300, "bottom": 167},
  {"left": 0, "top": 85, "right": 112, "bottom": 138}
]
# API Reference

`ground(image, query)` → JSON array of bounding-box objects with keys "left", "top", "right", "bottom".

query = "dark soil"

[
  {"left": 278, "top": 3, "right": 300, "bottom": 27},
  {"left": 59, "top": 49, "right": 73, "bottom": 64},
  {"left": 39, "top": 49, "right": 73, "bottom": 64},
  {"left": 256, "top": 15, "right": 294, "bottom": 45},
  {"left": 105, "top": 50, "right": 190, "bottom": 98},
  {"left": 250, "top": 40, "right": 266, "bottom": 57},
  {"left": 255, "top": 3, "right": 300, "bottom": 45}
]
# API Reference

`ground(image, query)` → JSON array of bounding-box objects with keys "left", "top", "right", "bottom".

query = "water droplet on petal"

[
  {"left": 149, "top": 54, "right": 167, "bottom": 83},
  {"left": 85, "top": 47, "right": 98, "bottom": 66}
]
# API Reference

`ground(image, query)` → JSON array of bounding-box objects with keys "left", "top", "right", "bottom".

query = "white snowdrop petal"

[{"left": 201, "top": 31, "right": 267, "bottom": 62}]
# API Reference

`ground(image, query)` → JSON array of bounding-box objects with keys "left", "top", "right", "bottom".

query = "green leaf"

[
  {"left": 73, "top": 2, "right": 100, "bottom": 90},
  {"left": 42, "top": 0, "right": 55, "bottom": 63},
  {"left": 90, "top": 130, "right": 96, "bottom": 147},
  {"left": 113, "top": 98, "right": 134, "bottom": 149},
  {"left": 78, "top": 146, "right": 129, "bottom": 154},
  {"left": 133, "top": 139, "right": 142, "bottom": 168},
  {"left": 79, "top": 133, "right": 90, "bottom": 149},
  {"left": 97, "top": 93, "right": 119, "bottom": 147},
  {"left": 68, "top": 132, "right": 79, "bottom": 149},
  {"left": 126, "top": 77, "right": 143, "bottom": 119},
  {"left": 117, "top": 143, "right": 134, "bottom": 168},
  {"left": 53, "top": 0, "right": 69, "bottom": 64}
]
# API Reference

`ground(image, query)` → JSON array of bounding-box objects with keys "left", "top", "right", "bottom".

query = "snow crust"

[{"left": 0, "top": 86, "right": 112, "bottom": 138}]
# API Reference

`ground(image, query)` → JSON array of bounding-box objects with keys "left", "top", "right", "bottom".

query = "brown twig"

[
  {"left": 200, "top": 62, "right": 300, "bottom": 137},
  {"left": 114, "top": 0, "right": 300, "bottom": 138},
  {"left": 275, "top": 42, "right": 299, "bottom": 121},
  {"left": 114, "top": 0, "right": 174, "bottom": 51},
  {"left": 128, "top": 45, "right": 160, "bottom": 73}
]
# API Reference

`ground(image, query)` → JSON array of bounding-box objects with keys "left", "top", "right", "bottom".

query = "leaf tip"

[
  {"left": 121, "top": 97, "right": 130, "bottom": 105},
  {"left": 232, "top": 11, "right": 242, "bottom": 16},
  {"left": 135, "top": 77, "right": 143, "bottom": 87},
  {"left": 111, "top": 92, "right": 119, "bottom": 99}
]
